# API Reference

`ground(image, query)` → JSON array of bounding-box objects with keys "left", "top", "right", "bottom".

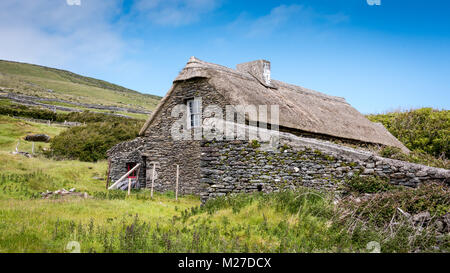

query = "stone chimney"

[{"left": 236, "top": 60, "right": 271, "bottom": 87}]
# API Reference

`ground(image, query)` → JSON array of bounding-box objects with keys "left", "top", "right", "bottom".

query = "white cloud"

[
  {"left": 0, "top": 0, "right": 221, "bottom": 71},
  {"left": 0, "top": 0, "right": 125, "bottom": 70}
]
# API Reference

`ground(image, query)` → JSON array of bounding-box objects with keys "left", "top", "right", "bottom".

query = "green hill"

[{"left": 0, "top": 60, "right": 161, "bottom": 112}]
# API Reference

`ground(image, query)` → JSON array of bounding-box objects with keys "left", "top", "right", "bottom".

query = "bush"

[
  {"left": 342, "top": 183, "right": 450, "bottom": 225},
  {"left": 345, "top": 173, "right": 393, "bottom": 194},
  {"left": 0, "top": 103, "right": 57, "bottom": 120},
  {"left": 368, "top": 108, "right": 449, "bottom": 159},
  {"left": 49, "top": 120, "right": 143, "bottom": 162}
]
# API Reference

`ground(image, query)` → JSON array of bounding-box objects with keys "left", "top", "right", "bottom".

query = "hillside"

[{"left": 0, "top": 60, "right": 161, "bottom": 117}]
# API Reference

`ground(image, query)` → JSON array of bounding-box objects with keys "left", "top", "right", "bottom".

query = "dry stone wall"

[{"left": 199, "top": 133, "right": 450, "bottom": 203}]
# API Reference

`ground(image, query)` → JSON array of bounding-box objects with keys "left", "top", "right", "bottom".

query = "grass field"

[{"left": 0, "top": 115, "right": 448, "bottom": 253}]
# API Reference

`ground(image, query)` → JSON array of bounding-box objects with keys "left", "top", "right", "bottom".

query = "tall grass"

[{"left": 2, "top": 185, "right": 446, "bottom": 253}]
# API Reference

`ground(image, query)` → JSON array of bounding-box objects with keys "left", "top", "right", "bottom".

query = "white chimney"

[
  {"left": 263, "top": 61, "right": 271, "bottom": 85},
  {"left": 236, "top": 60, "right": 272, "bottom": 86}
]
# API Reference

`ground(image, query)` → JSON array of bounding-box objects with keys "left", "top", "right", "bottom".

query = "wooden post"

[
  {"left": 32, "top": 142, "right": 35, "bottom": 155},
  {"left": 127, "top": 178, "right": 132, "bottom": 196},
  {"left": 151, "top": 163, "right": 156, "bottom": 199},
  {"left": 106, "top": 159, "right": 111, "bottom": 190},
  {"left": 175, "top": 164, "right": 179, "bottom": 201}
]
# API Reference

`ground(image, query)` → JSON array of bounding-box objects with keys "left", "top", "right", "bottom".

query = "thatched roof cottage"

[{"left": 107, "top": 57, "right": 448, "bottom": 200}]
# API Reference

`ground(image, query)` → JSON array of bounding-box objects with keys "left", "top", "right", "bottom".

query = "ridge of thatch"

[{"left": 140, "top": 56, "right": 409, "bottom": 153}]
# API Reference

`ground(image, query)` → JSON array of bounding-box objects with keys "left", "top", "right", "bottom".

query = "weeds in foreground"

[{"left": 16, "top": 185, "right": 448, "bottom": 253}]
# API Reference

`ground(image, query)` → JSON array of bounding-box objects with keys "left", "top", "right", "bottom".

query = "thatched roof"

[{"left": 140, "top": 57, "right": 409, "bottom": 153}]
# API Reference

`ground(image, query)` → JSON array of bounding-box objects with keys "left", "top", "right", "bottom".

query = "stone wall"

[
  {"left": 199, "top": 130, "right": 450, "bottom": 203},
  {"left": 108, "top": 137, "right": 147, "bottom": 188},
  {"left": 1, "top": 92, "right": 151, "bottom": 114}
]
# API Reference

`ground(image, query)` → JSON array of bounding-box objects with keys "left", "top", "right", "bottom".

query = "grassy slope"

[{"left": 0, "top": 60, "right": 161, "bottom": 111}]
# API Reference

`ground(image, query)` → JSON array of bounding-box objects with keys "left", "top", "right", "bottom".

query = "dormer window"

[
  {"left": 263, "top": 62, "right": 271, "bottom": 85},
  {"left": 187, "top": 99, "right": 201, "bottom": 128}
]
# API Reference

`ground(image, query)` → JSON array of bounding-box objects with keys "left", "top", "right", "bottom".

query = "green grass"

[
  {"left": 0, "top": 115, "right": 65, "bottom": 152},
  {"left": 2, "top": 186, "right": 447, "bottom": 253},
  {"left": 0, "top": 194, "right": 199, "bottom": 253},
  {"left": 0, "top": 115, "right": 107, "bottom": 193},
  {"left": 0, "top": 113, "right": 448, "bottom": 253},
  {"left": 0, "top": 60, "right": 161, "bottom": 111}
]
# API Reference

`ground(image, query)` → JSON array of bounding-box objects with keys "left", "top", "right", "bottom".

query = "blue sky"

[{"left": 0, "top": 0, "right": 449, "bottom": 114}]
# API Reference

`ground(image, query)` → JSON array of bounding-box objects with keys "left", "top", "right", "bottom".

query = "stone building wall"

[
  {"left": 199, "top": 131, "right": 450, "bottom": 203},
  {"left": 108, "top": 137, "right": 147, "bottom": 188},
  {"left": 141, "top": 78, "right": 231, "bottom": 194}
]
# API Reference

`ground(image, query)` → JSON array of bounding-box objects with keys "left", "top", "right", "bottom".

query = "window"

[
  {"left": 127, "top": 162, "right": 137, "bottom": 178},
  {"left": 187, "top": 99, "right": 201, "bottom": 128}
]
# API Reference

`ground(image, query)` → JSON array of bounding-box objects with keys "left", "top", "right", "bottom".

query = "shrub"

[
  {"left": 368, "top": 108, "right": 449, "bottom": 159},
  {"left": 49, "top": 120, "right": 143, "bottom": 162},
  {"left": 342, "top": 183, "right": 450, "bottom": 225},
  {"left": 345, "top": 173, "right": 393, "bottom": 194},
  {"left": 0, "top": 103, "right": 57, "bottom": 120}
]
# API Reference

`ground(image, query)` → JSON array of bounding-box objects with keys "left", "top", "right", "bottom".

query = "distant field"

[{"left": 0, "top": 60, "right": 161, "bottom": 112}]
